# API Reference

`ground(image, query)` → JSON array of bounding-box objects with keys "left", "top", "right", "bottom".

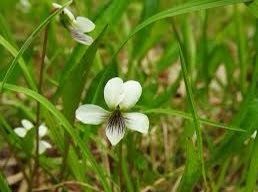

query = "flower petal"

[
  {"left": 104, "top": 77, "right": 124, "bottom": 109},
  {"left": 105, "top": 126, "right": 125, "bottom": 146},
  {"left": 75, "top": 17, "right": 95, "bottom": 33},
  {"left": 76, "top": 104, "right": 108, "bottom": 125},
  {"left": 124, "top": 112, "right": 149, "bottom": 134},
  {"left": 21, "top": 119, "right": 34, "bottom": 130},
  {"left": 119, "top": 80, "right": 142, "bottom": 110},
  {"left": 14, "top": 127, "right": 27, "bottom": 138},
  {"left": 70, "top": 28, "right": 94, "bottom": 45},
  {"left": 38, "top": 124, "right": 48, "bottom": 138},
  {"left": 38, "top": 140, "right": 51, "bottom": 154}
]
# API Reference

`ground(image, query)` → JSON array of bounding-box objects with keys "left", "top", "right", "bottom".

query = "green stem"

[
  {"left": 119, "top": 143, "right": 123, "bottom": 191},
  {"left": 32, "top": 24, "right": 49, "bottom": 188},
  {"left": 178, "top": 44, "right": 208, "bottom": 188},
  {"left": 59, "top": 135, "right": 70, "bottom": 181}
]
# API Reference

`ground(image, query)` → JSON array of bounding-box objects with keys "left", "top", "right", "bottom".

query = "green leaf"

[
  {"left": 178, "top": 139, "right": 201, "bottom": 191},
  {"left": 178, "top": 40, "right": 207, "bottom": 186},
  {"left": 245, "top": 135, "right": 258, "bottom": 192},
  {"left": 61, "top": 26, "right": 108, "bottom": 121},
  {"left": 232, "top": 20, "right": 258, "bottom": 192},
  {"left": 156, "top": 43, "right": 178, "bottom": 72},
  {"left": 58, "top": 45, "right": 87, "bottom": 95},
  {"left": 143, "top": 108, "right": 245, "bottom": 132},
  {"left": 0, "top": 35, "right": 37, "bottom": 90},
  {"left": 115, "top": 0, "right": 251, "bottom": 55},
  {"left": 0, "top": 172, "right": 11, "bottom": 192},
  {"left": 131, "top": 0, "right": 159, "bottom": 60},
  {"left": 94, "top": 0, "right": 130, "bottom": 30},
  {"left": 246, "top": 0, "right": 258, "bottom": 18},
  {"left": 0, "top": 13, "right": 15, "bottom": 45}
]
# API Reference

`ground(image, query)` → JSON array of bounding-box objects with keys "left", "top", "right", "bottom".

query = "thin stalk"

[
  {"left": 178, "top": 44, "right": 208, "bottom": 188},
  {"left": 119, "top": 143, "right": 123, "bottom": 191},
  {"left": 59, "top": 135, "right": 70, "bottom": 181},
  {"left": 108, "top": 141, "right": 114, "bottom": 191},
  {"left": 32, "top": 24, "right": 49, "bottom": 187}
]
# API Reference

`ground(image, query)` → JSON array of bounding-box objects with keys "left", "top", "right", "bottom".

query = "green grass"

[{"left": 0, "top": 0, "right": 258, "bottom": 191}]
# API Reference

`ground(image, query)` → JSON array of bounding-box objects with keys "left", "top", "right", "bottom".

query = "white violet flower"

[
  {"left": 76, "top": 77, "right": 149, "bottom": 146},
  {"left": 52, "top": 3, "right": 95, "bottom": 45},
  {"left": 14, "top": 119, "right": 51, "bottom": 154},
  {"left": 14, "top": 119, "right": 33, "bottom": 138}
]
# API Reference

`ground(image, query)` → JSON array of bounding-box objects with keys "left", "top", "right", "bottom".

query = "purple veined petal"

[
  {"left": 70, "top": 28, "right": 94, "bottom": 45},
  {"left": 105, "top": 125, "right": 125, "bottom": 146}
]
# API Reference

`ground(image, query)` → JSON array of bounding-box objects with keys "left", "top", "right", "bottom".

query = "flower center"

[{"left": 107, "top": 107, "right": 125, "bottom": 134}]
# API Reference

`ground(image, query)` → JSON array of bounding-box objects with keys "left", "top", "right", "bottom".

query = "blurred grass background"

[{"left": 0, "top": 0, "right": 258, "bottom": 191}]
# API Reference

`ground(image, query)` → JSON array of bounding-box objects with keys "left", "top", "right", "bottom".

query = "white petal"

[
  {"left": 14, "top": 127, "right": 27, "bottom": 138},
  {"left": 104, "top": 77, "right": 124, "bottom": 109},
  {"left": 75, "top": 17, "right": 95, "bottom": 33},
  {"left": 70, "top": 28, "right": 94, "bottom": 45},
  {"left": 76, "top": 104, "right": 108, "bottom": 125},
  {"left": 21, "top": 119, "right": 34, "bottom": 130},
  {"left": 38, "top": 124, "right": 48, "bottom": 138},
  {"left": 119, "top": 80, "right": 142, "bottom": 110},
  {"left": 105, "top": 126, "right": 125, "bottom": 146},
  {"left": 124, "top": 112, "right": 149, "bottom": 134},
  {"left": 38, "top": 140, "right": 52, "bottom": 154}
]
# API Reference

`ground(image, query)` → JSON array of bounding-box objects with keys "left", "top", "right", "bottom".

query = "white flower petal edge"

[
  {"left": 119, "top": 80, "right": 142, "bottom": 110},
  {"left": 105, "top": 127, "right": 125, "bottom": 146},
  {"left": 70, "top": 29, "right": 94, "bottom": 45},
  {"left": 14, "top": 127, "right": 27, "bottom": 138},
  {"left": 75, "top": 17, "right": 95, "bottom": 33},
  {"left": 38, "top": 140, "right": 52, "bottom": 154},
  {"left": 38, "top": 124, "right": 48, "bottom": 138},
  {"left": 76, "top": 104, "right": 109, "bottom": 125},
  {"left": 104, "top": 77, "right": 124, "bottom": 109},
  {"left": 21, "top": 119, "right": 34, "bottom": 130},
  {"left": 124, "top": 112, "right": 149, "bottom": 134}
]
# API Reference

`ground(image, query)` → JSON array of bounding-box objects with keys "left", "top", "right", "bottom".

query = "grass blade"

[
  {"left": 178, "top": 42, "right": 207, "bottom": 187},
  {"left": 144, "top": 108, "right": 245, "bottom": 132},
  {"left": 0, "top": 35, "right": 37, "bottom": 90},
  {"left": 114, "top": 0, "right": 251, "bottom": 55},
  {"left": 0, "top": 172, "right": 11, "bottom": 192}
]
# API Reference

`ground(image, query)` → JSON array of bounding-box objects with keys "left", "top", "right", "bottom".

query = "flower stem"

[
  {"left": 32, "top": 23, "right": 49, "bottom": 188},
  {"left": 118, "top": 142, "right": 123, "bottom": 191},
  {"left": 59, "top": 135, "right": 70, "bottom": 180}
]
